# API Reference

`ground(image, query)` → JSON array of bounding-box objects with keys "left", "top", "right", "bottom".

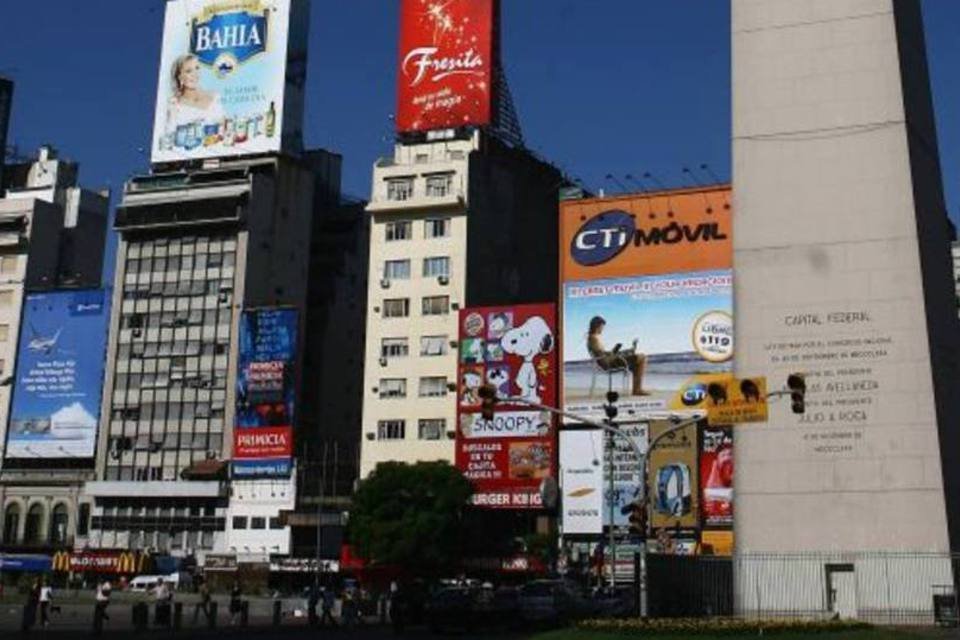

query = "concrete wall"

[{"left": 732, "top": 0, "right": 956, "bottom": 563}]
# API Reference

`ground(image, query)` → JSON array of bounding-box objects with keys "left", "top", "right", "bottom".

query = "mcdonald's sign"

[{"left": 51, "top": 551, "right": 150, "bottom": 574}]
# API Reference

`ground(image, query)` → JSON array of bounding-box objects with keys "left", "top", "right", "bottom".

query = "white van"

[{"left": 128, "top": 573, "right": 180, "bottom": 592}]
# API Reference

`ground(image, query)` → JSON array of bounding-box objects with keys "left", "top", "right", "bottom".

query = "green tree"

[{"left": 348, "top": 461, "right": 474, "bottom": 576}]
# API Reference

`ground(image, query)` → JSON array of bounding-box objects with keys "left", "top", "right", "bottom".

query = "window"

[
  {"left": 385, "top": 221, "right": 412, "bottom": 241},
  {"left": 269, "top": 517, "right": 283, "bottom": 530},
  {"left": 377, "top": 420, "right": 405, "bottom": 440},
  {"left": 384, "top": 259, "right": 410, "bottom": 280},
  {"left": 425, "top": 174, "right": 453, "bottom": 197},
  {"left": 419, "top": 376, "right": 448, "bottom": 397},
  {"left": 3, "top": 503, "right": 20, "bottom": 543},
  {"left": 420, "top": 335, "right": 448, "bottom": 357},
  {"left": 0, "top": 290, "right": 13, "bottom": 307},
  {"left": 251, "top": 517, "right": 266, "bottom": 530},
  {"left": 423, "top": 257, "right": 450, "bottom": 278},
  {"left": 0, "top": 256, "right": 16, "bottom": 274},
  {"left": 422, "top": 296, "right": 449, "bottom": 316},
  {"left": 201, "top": 531, "right": 214, "bottom": 549},
  {"left": 386, "top": 178, "right": 414, "bottom": 201},
  {"left": 418, "top": 419, "right": 445, "bottom": 440},
  {"left": 425, "top": 218, "right": 451, "bottom": 238},
  {"left": 24, "top": 504, "right": 43, "bottom": 544},
  {"left": 381, "top": 338, "right": 409, "bottom": 358},
  {"left": 379, "top": 378, "right": 407, "bottom": 399},
  {"left": 49, "top": 504, "right": 68, "bottom": 545},
  {"left": 382, "top": 298, "right": 410, "bottom": 318},
  {"left": 77, "top": 504, "right": 90, "bottom": 537},
  {"left": 232, "top": 516, "right": 247, "bottom": 530}
]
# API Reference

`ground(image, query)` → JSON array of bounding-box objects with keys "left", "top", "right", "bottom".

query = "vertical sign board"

[
  {"left": 559, "top": 188, "right": 734, "bottom": 421},
  {"left": 151, "top": 0, "right": 308, "bottom": 164},
  {"left": 396, "top": 0, "right": 496, "bottom": 133},
  {"left": 559, "top": 430, "right": 604, "bottom": 535},
  {"left": 647, "top": 420, "right": 700, "bottom": 530},
  {"left": 456, "top": 304, "right": 556, "bottom": 509},
  {"left": 6, "top": 291, "right": 109, "bottom": 460},
  {"left": 603, "top": 423, "right": 648, "bottom": 527},
  {"left": 700, "top": 426, "right": 733, "bottom": 528},
  {"left": 233, "top": 308, "right": 297, "bottom": 478}
]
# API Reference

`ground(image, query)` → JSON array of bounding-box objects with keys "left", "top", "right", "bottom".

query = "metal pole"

[
  {"left": 607, "top": 429, "right": 616, "bottom": 589},
  {"left": 315, "top": 442, "right": 328, "bottom": 586}
]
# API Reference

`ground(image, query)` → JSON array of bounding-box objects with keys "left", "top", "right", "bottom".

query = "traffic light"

[
  {"left": 627, "top": 500, "right": 647, "bottom": 537},
  {"left": 478, "top": 383, "right": 498, "bottom": 420},
  {"left": 787, "top": 373, "right": 806, "bottom": 414},
  {"left": 604, "top": 390, "right": 619, "bottom": 420}
]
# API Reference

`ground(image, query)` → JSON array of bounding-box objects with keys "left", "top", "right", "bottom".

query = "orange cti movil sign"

[{"left": 560, "top": 186, "right": 732, "bottom": 282}]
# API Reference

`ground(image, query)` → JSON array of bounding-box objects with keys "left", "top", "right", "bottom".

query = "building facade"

[{"left": 0, "top": 146, "right": 109, "bottom": 554}]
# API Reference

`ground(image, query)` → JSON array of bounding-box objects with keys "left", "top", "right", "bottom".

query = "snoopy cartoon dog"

[{"left": 500, "top": 316, "right": 554, "bottom": 403}]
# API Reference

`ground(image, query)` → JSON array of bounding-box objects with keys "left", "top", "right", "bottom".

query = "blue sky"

[{"left": 0, "top": 2, "right": 958, "bottom": 220}]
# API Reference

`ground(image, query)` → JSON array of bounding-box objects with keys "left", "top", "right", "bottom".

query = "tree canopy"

[{"left": 347, "top": 461, "right": 474, "bottom": 575}]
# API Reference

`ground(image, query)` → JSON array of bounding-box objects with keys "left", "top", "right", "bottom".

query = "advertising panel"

[
  {"left": 233, "top": 308, "right": 297, "bottom": 477},
  {"left": 700, "top": 426, "right": 733, "bottom": 528},
  {"left": 670, "top": 374, "right": 768, "bottom": 425},
  {"left": 455, "top": 304, "right": 556, "bottom": 509},
  {"left": 559, "top": 430, "right": 604, "bottom": 535},
  {"left": 151, "top": 0, "right": 304, "bottom": 163},
  {"left": 396, "top": 0, "right": 496, "bottom": 133},
  {"left": 51, "top": 551, "right": 147, "bottom": 574},
  {"left": 646, "top": 420, "right": 699, "bottom": 530},
  {"left": 6, "top": 290, "right": 109, "bottom": 460},
  {"left": 560, "top": 188, "right": 733, "bottom": 420},
  {"left": 602, "top": 423, "right": 648, "bottom": 528}
]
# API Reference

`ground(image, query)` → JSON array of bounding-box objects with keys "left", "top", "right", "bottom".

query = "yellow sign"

[
  {"left": 670, "top": 374, "right": 768, "bottom": 425},
  {"left": 701, "top": 530, "right": 734, "bottom": 556}
]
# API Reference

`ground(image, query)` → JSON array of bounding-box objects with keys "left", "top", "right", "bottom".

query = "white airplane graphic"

[{"left": 27, "top": 324, "right": 62, "bottom": 355}]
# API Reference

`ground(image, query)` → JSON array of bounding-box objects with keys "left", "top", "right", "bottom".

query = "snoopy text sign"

[{"left": 456, "top": 303, "right": 557, "bottom": 509}]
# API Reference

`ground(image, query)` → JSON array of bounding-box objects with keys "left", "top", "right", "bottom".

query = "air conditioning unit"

[
  {"left": 451, "top": 302, "right": 460, "bottom": 310},
  {"left": 437, "top": 275, "right": 449, "bottom": 286},
  {"left": 365, "top": 433, "right": 376, "bottom": 441},
  {"left": 380, "top": 278, "right": 391, "bottom": 289},
  {"left": 378, "top": 356, "right": 388, "bottom": 367},
  {"left": 449, "top": 340, "right": 458, "bottom": 349},
  {"left": 445, "top": 431, "right": 456, "bottom": 440}
]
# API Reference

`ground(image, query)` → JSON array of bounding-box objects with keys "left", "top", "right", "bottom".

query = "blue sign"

[
  {"left": 232, "top": 458, "right": 292, "bottom": 478},
  {"left": 0, "top": 554, "right": 52, "bottom": 573},
  {"left": 570, "top": 210, "right": 636, "bottom": 267},
  {"left": 233, "top": 308, "right": 297, "bottom": 478},
  {"left": 6, "top": 290, "right": 109, "bottom": 460},
  {"left": 191, "top": 10, "right": 268, "bottom": 70}
]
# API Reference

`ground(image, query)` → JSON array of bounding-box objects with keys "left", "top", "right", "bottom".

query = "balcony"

[{"left": 367, "top": 173, "right": 466, "bottom": 214}]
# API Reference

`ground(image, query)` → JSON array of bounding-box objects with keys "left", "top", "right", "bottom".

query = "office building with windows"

[
  {"left": 0, "top": 145, "right": 109, "bottom": 553},
  {"left": 82, "top": 151, "right": 343, "bottom": 562},
  {"left": 359, "top": 131, "right": 562, "bottom": 477}
]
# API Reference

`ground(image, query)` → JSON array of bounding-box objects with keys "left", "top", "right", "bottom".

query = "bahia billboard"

[
  {"left": 6, "top": 290, "right": 109, "bottom": 460},
  {"left": 456, "top": 303, "right": 556, "bottom": 509},
  {"left": 396, "top": 0, "right": 496, "bottom": 133},
  {"left": 151, "top": 0, "right": 308, "bottom": 164},
  {"left": 233, "top": 308, "right": 297, "bottom": 478},
  {"left": 560, "top": 187, "right": 734, "bottom": 420}
]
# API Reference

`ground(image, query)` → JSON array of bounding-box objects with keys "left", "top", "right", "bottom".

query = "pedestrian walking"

[
  {"left": 320, "top": 586, "right": 337, "bottom": 627},
  {"left": 193, "top": 582, "right": 212, "bottom": 625},
  {"left": 389, "top": 581, "right": 404, "bottom": 634},
  {"left": 93, "top": 580, "right": 111, "bottom": 636},
  {"left": 39, "top": 578, "right": 53, "bottom": 627},
  {"left": 21, "top": 577, "right": 40, "bottom": 632},
  {"left": 307, "top": 584, "right": 319, "bottom": 627},
  {"left": 229, "top": 580, "right": 242, "bottom": 626}
]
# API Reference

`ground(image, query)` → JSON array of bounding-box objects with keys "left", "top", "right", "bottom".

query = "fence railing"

[{"left": 646, "top": 551, "right": 960, "bottom": 625}]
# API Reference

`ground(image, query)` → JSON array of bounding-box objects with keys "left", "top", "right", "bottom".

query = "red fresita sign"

[
  {"left": 396, "top": 0, "right": 497, "bottom": 133},
  {"left": 455, "top": 303, "right": 557, "bottom": 509}
]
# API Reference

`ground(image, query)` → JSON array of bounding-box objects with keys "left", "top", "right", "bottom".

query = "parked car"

[
  {"left": 128, "top": 573, "right": 180, "bottom": 592},
  {"left": 518, "top": 579, "right": 595, "bottom": 626}
]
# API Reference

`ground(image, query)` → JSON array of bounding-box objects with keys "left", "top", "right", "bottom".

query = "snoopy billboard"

[
  {"left": 456, "top": 303, "right": 557, "bottom": 509},
  {"left": 5, "top": 290, "right": 109, "bottom": 460}
]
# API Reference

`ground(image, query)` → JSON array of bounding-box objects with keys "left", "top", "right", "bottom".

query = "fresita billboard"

[
  {"left": 151, "top": 0, "right": 308, "bottom": 164},
  {"left": 396, "top": 0, "right": 496, "bottom": 133},
  {"left": 455, "top": 304, "right": 556, "bottom": 509}
]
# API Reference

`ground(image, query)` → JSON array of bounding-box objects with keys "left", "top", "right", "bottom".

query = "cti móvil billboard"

[
  {"left": 560, "top": 187, "right": 734, "bottom": 419},
  {"left": 151, "top": 0, "right": 307, "bottom": 163},
  {"left": 6, "top": 290, "right": 109, "bottom": 460},
  {"left": 456, "top": 303, "right": 556, "bottom": 509},
  {"left": 233, "top": 308, "right": 297, "bottom": 477},
  {"left": 396, "top": 0, "right": 496, "bottom": 133}
]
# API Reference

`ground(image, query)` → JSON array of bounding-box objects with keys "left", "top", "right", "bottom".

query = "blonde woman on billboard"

[
  {"left": 164, "top": 54, "right": 225, "bottom": 131},
  {"left": 586, "top": 315, "right": 649, "bottom": 396}
]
